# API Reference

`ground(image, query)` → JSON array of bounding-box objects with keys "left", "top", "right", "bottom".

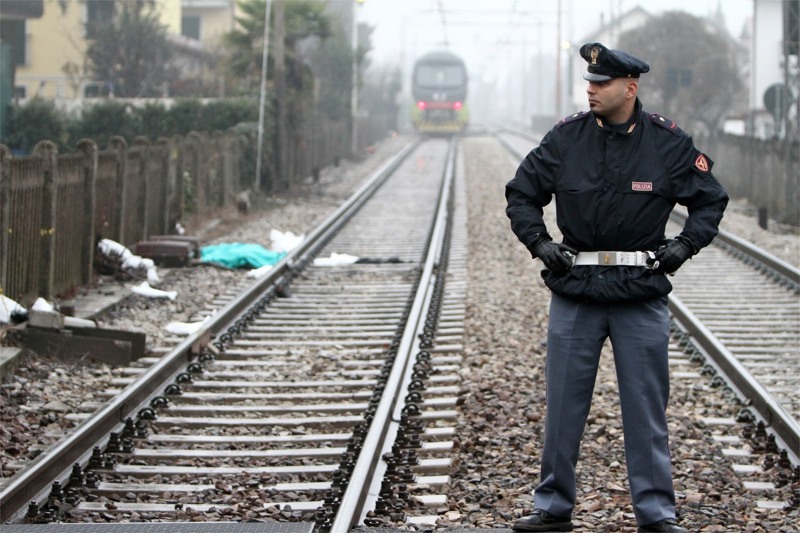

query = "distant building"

[
  {"left": 0, "top": 0, "right": 43, "bottom": 137},
  {"left": 1, "top": 0, "right": 240, "bottom": 103}
]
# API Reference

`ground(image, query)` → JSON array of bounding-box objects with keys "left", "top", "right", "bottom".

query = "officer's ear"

[{"left": 625, "top": 79, "right": 639, "bottom": 99}]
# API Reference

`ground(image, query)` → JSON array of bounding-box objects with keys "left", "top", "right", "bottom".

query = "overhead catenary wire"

[{"left": 437, "top": 0, "right": 449, "bottom": 47}]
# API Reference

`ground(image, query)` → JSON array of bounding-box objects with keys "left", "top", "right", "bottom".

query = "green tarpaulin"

[{"left": 200, "top": 243, "right": 286, "bottom": 269}]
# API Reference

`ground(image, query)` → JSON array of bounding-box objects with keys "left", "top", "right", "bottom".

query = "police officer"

[{"left": 505, "top": 43, "right": 728, "bottom": 532}]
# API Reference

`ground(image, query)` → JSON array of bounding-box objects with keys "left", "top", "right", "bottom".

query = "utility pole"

[
  {"left": 350, "top": 1, "right": 360, "bottom": 158},
  {"left": 255, "top": 0, "right": 273, "bottom": 191},
  {"left": 275, "top": 0, "right": 287, "bottom": 190}
]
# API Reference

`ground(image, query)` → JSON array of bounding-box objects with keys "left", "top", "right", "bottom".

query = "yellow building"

[
  {"left": 181, "top": 0, "right": 238, "bottom": 44},
  {"left": 4, "top": 0, "right": 238, "bottom": 102}
]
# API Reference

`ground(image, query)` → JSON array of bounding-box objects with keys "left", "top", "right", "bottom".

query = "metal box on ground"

[
  {"left": 134, "top": 240, "right": 193, "bottom": 267},
  {"left": 147, "top": 235, "right": 201, "bottom": 255}
]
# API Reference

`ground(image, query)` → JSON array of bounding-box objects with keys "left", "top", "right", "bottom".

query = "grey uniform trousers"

[{"left": 533, "top": 293, "right": 676, "bottom": 526}]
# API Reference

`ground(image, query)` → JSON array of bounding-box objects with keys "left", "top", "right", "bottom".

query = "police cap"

[{"left": 580, "top": 42, "right": 650, "bottom": 82}]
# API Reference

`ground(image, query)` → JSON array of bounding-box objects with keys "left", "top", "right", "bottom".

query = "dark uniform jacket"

[{"left": 506, "top": 99, "right": 729, "bottom": 303}]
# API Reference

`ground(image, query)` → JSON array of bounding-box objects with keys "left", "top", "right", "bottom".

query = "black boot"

[
  {"left": 512, "top": 509, "right": 573, "bottom": 532},
  {"left": 638, "top": 518, "right": 688, "bottom": 532}
]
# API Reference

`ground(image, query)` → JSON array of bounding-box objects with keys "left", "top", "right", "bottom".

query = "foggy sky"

[
  {"left": 355, "top": 0, "right": 753, "bottom": 126},
  {"left": 358, "top": 0, "right": 752, "bottom": 74}
]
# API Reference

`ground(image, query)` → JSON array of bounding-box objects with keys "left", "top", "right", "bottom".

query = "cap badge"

[{"left": 590, "top": 46, "right": 600, "bottom": 65}]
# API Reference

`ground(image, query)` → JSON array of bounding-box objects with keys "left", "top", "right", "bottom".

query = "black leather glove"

[
  {"left": 651, "top": 236, "right": 695, "bottom": 274},
  {"left": 533, "top": 239, "right": 578, "bottom": 274}
]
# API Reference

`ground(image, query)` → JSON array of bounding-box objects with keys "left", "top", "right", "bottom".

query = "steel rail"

[
  {"left": 0, "top": 139, "right": 421, "bottom": 524},
  {"left": 667, "top": 211, "right": 800, "bottom": 465},
  {"left": 669, "top": 210, "right": 800, "bottom": 286},
  {"left": 668, "top": 296, "right": 800, "bottom": 462},
  {"left": 667, "top": 212, "right": 800, "bottom": 461},
  {"left": 329, "top": 138, "right": 459, "bottom": 533}
]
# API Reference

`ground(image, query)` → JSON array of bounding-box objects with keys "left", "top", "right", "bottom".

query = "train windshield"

[{"left": 415, "top": 64, "right": 466, "bottom": 88}]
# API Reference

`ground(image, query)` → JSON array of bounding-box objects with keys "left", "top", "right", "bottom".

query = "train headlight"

[
  {"left": 417, "top": 101, "right": 427, "bottom": 110},
  {"left": 453, "top": 101, "right": 463, "bottom": 110}
]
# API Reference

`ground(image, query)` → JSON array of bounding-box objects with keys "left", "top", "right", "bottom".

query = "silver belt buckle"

[
  {"left": 616, "top": 252, "right": 636, "bottom": 266},
  {"left": 642, "top": 251, "right": 658, "bottom": 269}
]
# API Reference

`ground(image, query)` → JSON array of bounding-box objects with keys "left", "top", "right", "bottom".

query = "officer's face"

[{"left": 586, "top": 78, "right": 638, "bottom": 123}]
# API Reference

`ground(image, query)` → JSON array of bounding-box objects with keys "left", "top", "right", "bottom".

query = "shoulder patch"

[
  {"left": 556, "top": 111, "right": 587, "bottom": 128},
  {"left": 648, "top": 113, "right": 681, "bottom": 135},
  {"left": 693, "top": 152, "right": 712, "bottom": 173}
]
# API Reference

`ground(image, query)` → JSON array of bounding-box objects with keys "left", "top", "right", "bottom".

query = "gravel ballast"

[{"left": 1, "top": 133, "right": 797, "bottom": 531}]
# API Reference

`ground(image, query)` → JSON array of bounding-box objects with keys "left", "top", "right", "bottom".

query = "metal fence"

[
  {"left": 698, "top": 133, "right": 800, "bottom": 227},
  {"left": 1, "top": 113, "right": 393, "bottom": 307}
]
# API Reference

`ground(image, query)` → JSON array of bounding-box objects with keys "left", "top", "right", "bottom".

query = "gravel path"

[{"left": 1, "top": 133, "right": 797, "bottom": 531}]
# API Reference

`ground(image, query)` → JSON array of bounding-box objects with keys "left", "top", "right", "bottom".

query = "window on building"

[
  {"left": 84, "top": 82, "right": 112, "bottom": 98},
  {"left": 84, "top": 84, "right": 100, "bottom": 98},
  {"left": 0, "top": 20, "right": 27, "bottom": 65},
  {"left": 14, "top": 86, "right": 26, "bottom": 99},
  {"left": 182, "top": 15, "right": 201, "bottom": 40},
  {"left": 86, "top": 0, "right": 115, "bottom": 38}
]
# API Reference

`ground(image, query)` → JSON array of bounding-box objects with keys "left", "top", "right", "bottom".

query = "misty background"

[{"left": 356, "top": 0, "right": 754, "bottom": 130}]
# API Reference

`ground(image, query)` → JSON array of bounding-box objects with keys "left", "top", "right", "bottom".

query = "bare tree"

[{"left": 618, "top": 11, "right": 742, "bottom": 134}]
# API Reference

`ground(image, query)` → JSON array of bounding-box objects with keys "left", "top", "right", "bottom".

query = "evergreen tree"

[{"left": 85, "top": 0, "right": 176, "bottom": 98}]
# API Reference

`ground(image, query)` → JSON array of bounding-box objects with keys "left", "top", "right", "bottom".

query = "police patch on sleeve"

[{"left": 695, "top": 154, "right": 709, "bottom": 172}]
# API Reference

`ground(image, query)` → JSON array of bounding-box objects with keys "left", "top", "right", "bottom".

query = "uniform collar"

[{"left": 592, "top": 98, "right": 642, "bottom": 134}]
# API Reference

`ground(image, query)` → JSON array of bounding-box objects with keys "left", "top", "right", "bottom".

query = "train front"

[{"left": 411, "top": 51, "right": 469, "bottom": 134}]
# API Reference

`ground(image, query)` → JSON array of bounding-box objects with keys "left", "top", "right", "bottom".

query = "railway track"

[
  {"left": 667, "top": 213, "right": 800, "bottom": 463},
  {"left": 2, "top": 130, "right": 798, "bottom": 530},
  {"left": 498, "top": 129, "right": 800, "bottom": 503},
  {"left": 0, "top": 136, "right": 469, "bottom": 530}
]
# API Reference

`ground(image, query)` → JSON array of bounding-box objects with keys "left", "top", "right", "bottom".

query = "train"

[{"left": 410, "top": 50, "right": 469, "bottom": 134}]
